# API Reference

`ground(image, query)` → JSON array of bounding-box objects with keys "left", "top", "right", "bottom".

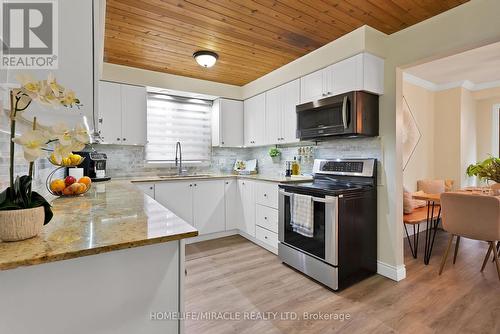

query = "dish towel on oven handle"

[{"left": 291, "top": 193, "right": 314, "bottom": 238}]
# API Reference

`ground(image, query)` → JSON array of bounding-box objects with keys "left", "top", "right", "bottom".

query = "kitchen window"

[{"left": 146, "top": 93, "right": 212, "bottom": 163}]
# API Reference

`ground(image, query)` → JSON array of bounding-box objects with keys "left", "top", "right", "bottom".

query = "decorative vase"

[
  {"left": 271, "top": 156, "right": 281, "bottom": 164},
  {"left": 0, "top": 206, "right": 44, "bottom": 242}
]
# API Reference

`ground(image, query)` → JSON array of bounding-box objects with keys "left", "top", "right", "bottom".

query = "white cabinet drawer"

[
  {"left": 254, "top": 182, "right": 278, "bottom": 209},
  {"left": 255, "top": 204, "right": 278, "bottom": 233},
  {"left": 256, "top": 226, "right": 278, "bottom": 249}
]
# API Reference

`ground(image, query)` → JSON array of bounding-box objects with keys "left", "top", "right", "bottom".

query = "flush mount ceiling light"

[{"left": 193, "top": 50, "right": 218, "bottom": 68}]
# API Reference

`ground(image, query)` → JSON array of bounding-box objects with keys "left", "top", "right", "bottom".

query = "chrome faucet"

[{"left": 175, "top": 141, "right": 185, "bottom": 175}]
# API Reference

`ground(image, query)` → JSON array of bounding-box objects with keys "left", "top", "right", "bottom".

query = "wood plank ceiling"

[{"left": 104, "top": 0, "right": 469, "bottom": 86}]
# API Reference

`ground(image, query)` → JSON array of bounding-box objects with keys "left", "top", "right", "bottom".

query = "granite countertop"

[
  {"left": 130, "top": 174, "right": 313, "bottom": 184},
  {"left": 0, "top": 181, "right": 198, "bottom": 271}
]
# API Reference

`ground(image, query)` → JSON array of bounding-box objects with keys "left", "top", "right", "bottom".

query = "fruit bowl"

[
  {"left": 46, "top": 167, "right": 92, "bottom": 197},
  {"left": 48, "top": 153, "right": 85, "bottom": 167}
]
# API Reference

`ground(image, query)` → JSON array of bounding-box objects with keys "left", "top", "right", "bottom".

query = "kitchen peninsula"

[{"left": 0, "top": 181, "right": 197, "bottom": 334}]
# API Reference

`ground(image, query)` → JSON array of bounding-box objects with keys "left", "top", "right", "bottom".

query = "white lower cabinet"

[
  {"left": 254, "top": 181, "right": 279, "bottom": 209},
  {"left": 224, "top": 179, "right": 242, "bottom": 230},
  {"left": 238, "top": 179, "right": 255, "bottom": 237},
  {"left": 154, "top": 180, "right": 225, "bottom": 235},
  {"left": 155, "top": 181, "right": 194, "bottom": 224},
  {"left": 256, "top": 226, "right": 279, "bottom": 249},
  {"left": 193, "top": 180, "right": 225, "bottom": 235},
  {"left": 144, "top": 178, "right": 280, "bottom": 253},
  {"left": 255, "top": 204, "right": 278, "bottom": 234},
  {"left": 134, "top": 182, "right": 155, "bottom": 198}
]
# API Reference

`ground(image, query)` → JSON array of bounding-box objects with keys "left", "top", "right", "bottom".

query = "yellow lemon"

[
  {"left": 50, "top": 179, "right": 66, "bottom": 193},
  {"left": 69, "top": 154, "right": 81, "bottom": 165}
]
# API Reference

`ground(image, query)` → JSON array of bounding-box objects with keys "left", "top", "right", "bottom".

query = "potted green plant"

[
  {"left": 0, "top": 74, "right": 87, "bottom": 242},
  {"left": 466, "top": 156, "right": 500, "bottom": 186},
  {"left": 269, "top": 147, "right": 281, "bottom": 164}
]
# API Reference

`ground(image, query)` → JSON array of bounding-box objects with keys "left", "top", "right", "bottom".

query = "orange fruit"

[
  {"left": 62, "top": 187, "right": 73, "bottom": 196},
  {"left": 69, "top": 183, "right": 82, "bottom": 194},
  {"left": 78, "top": 183, "right": 87, "bottom": 194},
  {"left": 78, "top": 176, "right": 91, "bottom": 187},
  {"left": 50, "top": 179, "right": 66, "bottom": 193}
]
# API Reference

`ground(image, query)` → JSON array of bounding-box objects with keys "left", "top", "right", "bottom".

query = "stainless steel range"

[{"left": 278, "top": 159, "right": 377, "bottom": 291}]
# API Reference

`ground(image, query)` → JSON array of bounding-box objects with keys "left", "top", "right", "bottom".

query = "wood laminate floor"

[{"left": 185, "top": 231, "right": 500, "bottom": 334}]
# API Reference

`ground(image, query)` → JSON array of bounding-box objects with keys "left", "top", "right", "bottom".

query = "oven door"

[
  {"left": 278, "top": 189, "right": 339, "bottom": 266},
  {"left": 296, "top": 92, "right": 353, "bottom": 139}
]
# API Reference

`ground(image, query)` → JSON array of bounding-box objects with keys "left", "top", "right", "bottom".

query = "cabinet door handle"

[
  {"left": 149, "top": 186, "right": 153, "bottom": 190},
  {"left": 264, "top": 236, "right": 268, "bottom": 239},
  {"left": 194, "top": 184, "right": 197, "bottom": 187},
  {"left": 122, "top": 138, "right": 126, "bottom": 141},
  {"left": 264, "top": 216, "right": 268, "bottom": 220},
  {"left": 264, "top": 194, "right": 267, "bottom": 197},
  {"left": 221, "top": 141, "right": 224, "bottom": 145},
  {"left": 116, "top": 138, "right": 120, "bottom": 141},
  {"left": 189, "top": 184, "right": 192, "bottom": 187}
]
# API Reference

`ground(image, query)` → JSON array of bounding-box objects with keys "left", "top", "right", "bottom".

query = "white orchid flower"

[
  {"left": 12, "top": 129, "right": 49, "bottom": 162},
  {"left": 69, "top": 140, "right": 86, "bottom": 152},
  {"left": 59, "top": 90, "right": 80, "bottom": 107},
  {"left": 47, "top": 73, "right": 63, "bottom": 97},
  {"left": 16, "top": 73, "right": 41, "bottom": 101},
  {"left": 72, "top": 123, "right": 90, "bottom": 145},
  {"left": 52, "top": 143, "right": 73, "bottom": 163},
  {"left": 51, "top": 122, "right": 73, "bottom": 146}
]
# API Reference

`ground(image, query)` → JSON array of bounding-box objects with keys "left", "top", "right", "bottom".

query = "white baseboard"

[
  {"left": 185, "top": 230, "right": 238, "bottom": 244},
  {"left": 377, "top": 261, "right": 406, "bottom": 281},
  {"left": 239, "top": 230, "right": 278, "bottom": 255}
]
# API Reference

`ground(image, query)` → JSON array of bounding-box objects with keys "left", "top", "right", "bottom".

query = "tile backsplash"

[{"left": 93, "top": 137, "right": 382, "bottom": 179}]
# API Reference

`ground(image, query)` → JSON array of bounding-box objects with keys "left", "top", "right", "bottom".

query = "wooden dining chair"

[{"left": 438, "top": 193, "right": 500, "bottom": 280}]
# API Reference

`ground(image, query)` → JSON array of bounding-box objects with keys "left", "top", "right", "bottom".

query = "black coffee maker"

[{"left": 75, "top": 150, "right": 111, "bottom": 182}]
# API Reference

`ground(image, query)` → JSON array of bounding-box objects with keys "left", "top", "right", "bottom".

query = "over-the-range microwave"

[{"left": 296, "top": 91, "right": 379, "bottom": 140}]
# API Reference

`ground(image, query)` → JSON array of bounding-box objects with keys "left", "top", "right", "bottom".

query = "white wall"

[
  {"left": 402, "top": 82, "right": 435, "bottom": 191},
  {"left": 460, "top": 88, "right": 477, "bottom": 186},
  {"left": 476, "top": 98, "right": 500, "bottom": 160}
]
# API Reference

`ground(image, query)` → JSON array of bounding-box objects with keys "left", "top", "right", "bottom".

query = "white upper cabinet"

[
  {"left": 98, "top": 81, "right": 122, "bottom": 145},
  {"left": 266, "top": 79, "right": 300, "bottom": 145},
  {"left": 243, "top": 93, "right": 266, "bottom": 147},
  {"left": 265, "top": 86, "right": 281, "bottom": 144},
  {"left": 300, "top": 69, "right": 326, "bottom": 104},
  {"left": 121, "top": 85, "right": 147, "bottom": 145},
  {"left": 281, "top": 79, "right": 301, "bottom": 143},
  {"left": 212, "top": 98, "right": 244, "bottom": 147},
  {"left": 98, "top": 81, "right": 147, "bottom": 145},
  {"left": 300, "top": 52, "right": 384, "bottom": 104}
]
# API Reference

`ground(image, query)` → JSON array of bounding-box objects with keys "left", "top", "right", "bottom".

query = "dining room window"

[{"left": 145, "top": 93, "right": 212, "bottom": 163}]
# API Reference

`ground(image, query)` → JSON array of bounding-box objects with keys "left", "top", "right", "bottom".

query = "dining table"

[
  {"left": 412, "top": 193, "right": 442, "bottom": 265},
  {"left": 412, "top": 188, "right": 497, "bottom": 265}
]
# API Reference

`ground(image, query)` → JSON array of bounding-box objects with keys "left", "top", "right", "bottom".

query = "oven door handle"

[
  {"left": 278, "top": 189, "right": 337, "bottom": 203},
  {"left": 342, "top": 95, "right": 348, "bottom": 129}
]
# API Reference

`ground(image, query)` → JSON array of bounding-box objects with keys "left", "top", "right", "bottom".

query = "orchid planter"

[
  {"left": 0, "top": 74, "right": 87, "bottom": 241},
  {"left": 0, "top": 207, "right": 44, "bottom": 242}
]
